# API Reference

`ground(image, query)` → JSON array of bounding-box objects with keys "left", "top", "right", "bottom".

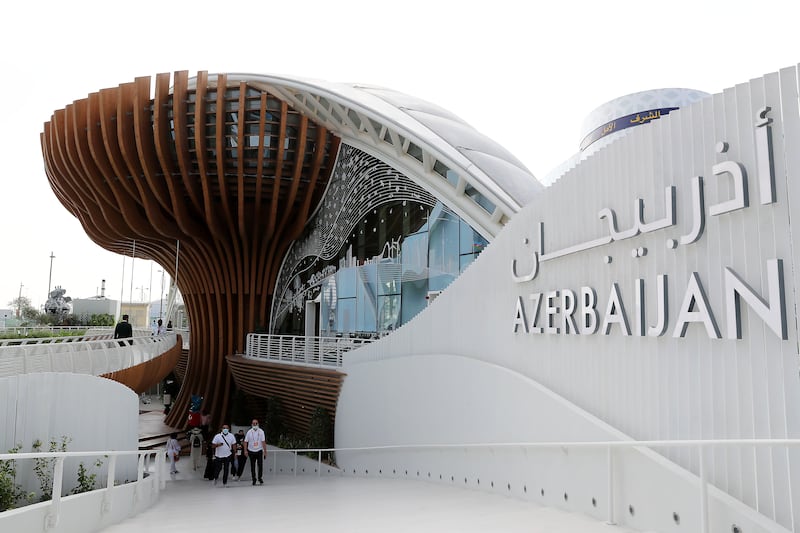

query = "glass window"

[
  {"left": 406, "top": 142, "right": 423, "bottom": 163},
  {"left": 378, "top": 258, "right": 401, "bottom": 295},
  {"left": 460, "top": 219, "right": 487, "bottom": 255},
  {"left": 401, "top": 232, "right": 428, "bottom": 283},
  {"left": 428, "top": 209, "right": 459, "bottom": 292},
  {"left": 319, "top": 277, "right": 336, "bottom": 335},
  {"left": 464, "top": 184, "right": 496, "bottom": 213},
  {"left": 336, "top": 267, "right": 357, "bottom": 299},
  {"left": 337, "top": 298, "right": 356, "bottom": 334},
  {"left": 347, "top": 109, "right": 362, "bottom": 129},
  {"left": 378, "top": 295, "right": 401, "bottom": 333},
  {"left": 400, "top": 279, "right": 427, "bottom": 324},
  {"left": 400, "top": 232, "right": 429, "bottom": 324},
  {"left": 355, "top": 264, "right": 377, "bottom": 333},
  {"left": 459, "top": 253, "right": 475, "bottom": 272}
]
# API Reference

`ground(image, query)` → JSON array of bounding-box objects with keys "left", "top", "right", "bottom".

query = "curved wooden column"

[{"left": 41, "top": 71, "right": 340, "bottom": 429}]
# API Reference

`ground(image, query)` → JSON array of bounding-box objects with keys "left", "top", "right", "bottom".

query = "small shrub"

[
  {"left": 309, "top": 406, "right": 333, "bottom": 460},
  {"left": 264, "top": 397, "right": 286, "bottom": 444},
  {"left": 0, "top": 445, "right": 32, "bottom": 512},
  {"left": 71, "top": 458, "right": 103, "bottom": 495},
  {"left": 32, "top": 436, "right": 71, "bottom": 501}
]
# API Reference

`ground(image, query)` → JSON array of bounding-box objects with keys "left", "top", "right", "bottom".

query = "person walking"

[
  {"left": 113, "top": 314, "right": 133, "bottom": 342},
  {"left": 166, "top": 432, "right": 181, "bottom": 474},
  {"left": 211, "top": 424, "right": 237, "bottom": 487},
  {"left": 233, "top": 429, "right": 246, "bottom": 480},
  {"left": 244, "top": 418, "right": 267, "bottom": 485}
]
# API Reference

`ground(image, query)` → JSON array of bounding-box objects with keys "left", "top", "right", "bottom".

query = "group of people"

[{"left": 204, "top": 419, "right": 268, "bottom": 487}]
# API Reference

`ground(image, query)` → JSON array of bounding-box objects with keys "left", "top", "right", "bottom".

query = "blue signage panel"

[{"left": 579, "top": 107, "right": 679, "bottom": 151}]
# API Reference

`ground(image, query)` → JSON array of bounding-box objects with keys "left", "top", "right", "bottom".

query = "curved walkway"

[{"left": 101, "top": 468, "right": 636, "bottom": 533}]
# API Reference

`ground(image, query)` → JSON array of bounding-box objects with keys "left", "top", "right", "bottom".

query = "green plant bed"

[{"left": 0, "top": 330, "right": 87, "bottom": 340}]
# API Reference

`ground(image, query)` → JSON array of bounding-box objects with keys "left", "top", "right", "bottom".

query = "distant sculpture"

[{"left": 44, "top": 285, "right": 72, "bottom": 318}]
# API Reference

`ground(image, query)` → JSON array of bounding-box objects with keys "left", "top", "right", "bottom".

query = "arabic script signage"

[
  {"left": 579, "top": 107, "right": 679, "bottom": 151},
  {"left": 513, "top": 107, "right": 787, "bottom": 341}
]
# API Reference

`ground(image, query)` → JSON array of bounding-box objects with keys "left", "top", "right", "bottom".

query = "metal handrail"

[
  {"left": 244, "top": 333, "right": 374, "bottom": 368},
  {"left": 268, "top": 438, "right": 800, "bottom": 533}
]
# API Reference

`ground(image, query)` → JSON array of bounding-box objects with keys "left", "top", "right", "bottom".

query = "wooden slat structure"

[
  {"left": 227, "top": 355, "right": 345, "bottom": 436},
  {"left": 101, "top": 336, "right": 183, "bottom": 394},
  {"left": 41, "top": 71, "right": 341, "bottom": 429}
]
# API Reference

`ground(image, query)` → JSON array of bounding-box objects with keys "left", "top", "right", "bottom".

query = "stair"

[{"left": 138, "top": 431, "right": 193, "bottom": 456}]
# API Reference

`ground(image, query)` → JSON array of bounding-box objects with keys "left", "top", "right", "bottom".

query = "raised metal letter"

[{"left": 724, "top": 258, "right": 786, "bottom": 340}]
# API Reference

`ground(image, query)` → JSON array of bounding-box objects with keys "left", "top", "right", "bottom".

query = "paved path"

[
  {"left": 101, "top": 472, "right": 638, "bottom": 533},
  {"left": 122, "top": 404, "right": 639, "bottom": 532}
]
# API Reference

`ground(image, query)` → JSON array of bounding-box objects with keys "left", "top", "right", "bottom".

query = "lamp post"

[
  {"left": 158, "top": 269, "right": 165, "bottom": 321},
  {"left": 135, "top": 286, "right": 145, "bottom": 302},
  {"left": 17, "top": 283, "right": 23, "bottom": 318},
  {"left": 47, "top": 252, "right": 55, "bottom": 301}
]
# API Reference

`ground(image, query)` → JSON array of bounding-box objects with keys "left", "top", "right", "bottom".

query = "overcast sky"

[{"left": 1, "top": 0, "right": 798, "bottom": 311}]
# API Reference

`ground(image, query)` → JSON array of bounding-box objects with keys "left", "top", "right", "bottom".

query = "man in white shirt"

[
  {"left": 244, "top": 418, "right": 267, "bottom": 485},
  {"left": 211, "top": 424, "right": 237, "bottom": 487}
]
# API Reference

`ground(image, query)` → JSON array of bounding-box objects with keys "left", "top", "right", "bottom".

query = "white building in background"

[
  {"left": 71, "top": 297, "right": 120, "bottom": 319},
  {"left": 0, "top": 308, "right": 12, "bottom": 327},
  {"left": 543, "top": 88, "right": 710, "bottom": 185}
]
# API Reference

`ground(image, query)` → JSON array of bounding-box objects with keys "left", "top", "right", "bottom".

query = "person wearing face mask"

[
  {"left": 244, "top": 418, "right": 267, "bottom": 485},
  {"left": 211, "top": 424, "right": 237, "bottom": 487},
  {"left": 233, "top": 429, "right": 246, "bottom": 480}
]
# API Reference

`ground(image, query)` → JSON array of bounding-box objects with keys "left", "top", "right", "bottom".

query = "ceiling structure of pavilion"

[{"left": 41, "top": 70, "right": 341, "bottom": 427}]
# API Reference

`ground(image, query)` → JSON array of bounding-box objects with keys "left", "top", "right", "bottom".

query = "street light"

[
  {"left": 158, "top": 269, "right": 165, "bottom": 321},
  {"left": 47, "top": 252, "right": 55, "bottom": 301}
]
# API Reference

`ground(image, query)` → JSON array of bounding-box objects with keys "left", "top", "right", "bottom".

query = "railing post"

[
  {"left": 699, "top": 445, "right": 709, "bottom": 533},
  {"left": 134, "top": 452, "right": 146, "bottom": 506},
  {"left": 606, "top": 445, "right": 615, "bottom": 525},
  {"left": 103, "top": 454, "right": 118, "bottom": 514},
  {"left": 155, "top": 450, "right": 164, "bottom": 491},
  {"left": 318, "top": 450, "right": 322, "bottom": 477},
  {"left": 273, "top": 449, "right": 277, "bottom": 476},
  {"left": 294, "top": 451, "right": 298, "bottom": 476},
  {"left": 45, "top": 456, "right": 65, "bottom": 530}
]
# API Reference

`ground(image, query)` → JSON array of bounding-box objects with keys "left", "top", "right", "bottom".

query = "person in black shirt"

[{"left": 113, "top": 314, "right": 133, "bottom": 343}]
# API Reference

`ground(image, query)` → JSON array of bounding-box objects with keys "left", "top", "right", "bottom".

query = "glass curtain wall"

[{"left": 277, "top": 200, "right": 487, "bottom": 337}]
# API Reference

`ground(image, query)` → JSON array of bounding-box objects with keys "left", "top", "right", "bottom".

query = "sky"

[{"left": 1, "top": 0, "right": 798, "bottom": 311}]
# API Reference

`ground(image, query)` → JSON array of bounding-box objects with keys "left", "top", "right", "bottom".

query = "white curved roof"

[{"left": 201, "top": 73, "right": 544, "bottom": 239}]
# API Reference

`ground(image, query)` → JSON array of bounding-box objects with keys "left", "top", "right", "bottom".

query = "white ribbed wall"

[
  {"left": 338, "top": 64, "right": 800, "bottom": 531},
  {"left": 0, "top": 373, "right": 139, "bottom": 495}
]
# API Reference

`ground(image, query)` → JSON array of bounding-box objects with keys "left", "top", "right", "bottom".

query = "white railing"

[
  {"left": 0, "top": 333, "right": 178, "bottom": 378},
  {"left": 0, "top": 328, "right": 153, "bottom": 347},
  {"left": 171, "top": 327, "right": 190, "bottom": 349},
  {"left": 264, "top": 438, "right": 800, "bottom": 533},
  {"left": 244, "top": 334, "right": 374, "bottom": 368},
  {"left": 2, "top": 439, "right": 792, "bottom": 532},
  {"left": 0, "top": 326, "right": 93, "bottom": 336},
  {"left": 0, "top": 449, "right": 165, "bottom": 531}
]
